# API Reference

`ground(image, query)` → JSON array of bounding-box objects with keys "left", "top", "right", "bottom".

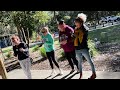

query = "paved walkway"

[{"left": 1, "top": 69, "right": 120, "bottom": 79}]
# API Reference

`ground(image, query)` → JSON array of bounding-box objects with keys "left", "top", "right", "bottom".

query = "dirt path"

[{"left": 31, "top": 42, "right": 120, "bottom": 72}]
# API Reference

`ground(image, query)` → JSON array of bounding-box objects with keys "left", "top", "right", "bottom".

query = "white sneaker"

[
  {"left": 50, "top": 69, "right": 56, "bottom": 76},
  {"left": 58, "top": 68, "right": 63, "bottom": 75}
]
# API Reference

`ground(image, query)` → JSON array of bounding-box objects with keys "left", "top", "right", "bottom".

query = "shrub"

[
  {"left": 39, "top": 45, "right": 47, "bottom": 58},
  {"left": 88, "top": 39, "right": 99, "bottom": 57},
  {"left": 57, "top": 50, "right": 66, "bottom": 62},
  {"left": 6, "top": 51, "right": 13, "bottom": 59},
  {"left": 61, "top": 51, "right": 65, "bottom": 57},
  {"left": 32, "top": 45, "right": 39, "bottom": 52}
]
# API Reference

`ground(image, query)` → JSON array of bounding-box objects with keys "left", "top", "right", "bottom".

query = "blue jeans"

[{"left": 75, "top": 49, "right": 96, "bottom": 73}]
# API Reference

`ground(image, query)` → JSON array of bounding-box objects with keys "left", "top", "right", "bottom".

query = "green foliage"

[
  {"left": 88, "top": 39, "right": 99, "bottom": 57},
  {"left": 48, "top": 19, "right": 58, "bottom": 32},
  {"left": 31, "top": 31, "right": 37, "bottom": 41},
  {"left": 0, "top": 11, "right": 52, "bottom": 44},
  {"left": 61, "top": 51, "right": 65, "bottom": 57},
  {"left": 0, "top": 11, "right": 120, "bottom": 44},
  {"left": 32, "top": 45, "right": 39, "bottom": 52},
  {"left": 57, "top": 49, "right": 66, "bottom": 62},
  {"left": 39, "top": 45, "right": 47, "bottom": 58},
  {"left": 64, "top": 15, "right": 71, "bottom": 20},
  {"left": 54, "top": 40, "right": 60, "bottom": 45},
  {"left": 12, "top": 11, "right": 35, "bottom": 38},
  {"left": 100, "top": 32, "right": 108, "bottom": 43},
  {"left": 2, "top": 47, "right": 12, "bottom": 53},
  {"left": 88, "top": 24, "right": 120, "bottom": 43},
  {"left": 33, "top": 11, "right": 51, "bottom": 25},
  {"left": 6, "top": 51, "right": 12, "bottom": 59}
]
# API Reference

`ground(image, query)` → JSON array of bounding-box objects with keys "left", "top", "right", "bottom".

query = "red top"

[{"left": 59, "top": 25, "right": 75, "bottom": 52}]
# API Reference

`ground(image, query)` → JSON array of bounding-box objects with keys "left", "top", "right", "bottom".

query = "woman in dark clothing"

[
  {"left": 58, "top": 20, "right": 79, "bottom": 74},
  {"left": 11, "top": 35, "right": 32, "bottom": 79},
  {"left": 74, "top": 13, "right": 96, "bottom": 79}
]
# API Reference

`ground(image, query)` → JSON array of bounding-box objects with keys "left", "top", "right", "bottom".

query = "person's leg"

[
  {"left": 50, "top": 51, "right": 63, "bottom": 75},
  {"left": 46, "top": 52, "right": 55, "bottom": 75},
  {"left": 23, "top": 58, "right": 32, "bottom": 79},
  {"left": 50, "top": 51, "right": 59, "bottom": 68},
  {"left": 46, "top": 52, "right": 54, "bottom": 69},
  {"left": 65, "top": 52, "right": 75, "bottom": 73},
  {"left": 19, "top": 60, "right": 29, "bottom": 79},
  {"left": 70, "top": 50, "right": 79, "bottom": 70},
  {"left": 19, "top": 60, "right": 26, "bottom": 74},
  {"left": 75, "top": 50, "right": 83, "bottom": 79},
  {"left": 81, "top": 49, "right": 96, "bottom": 79}
]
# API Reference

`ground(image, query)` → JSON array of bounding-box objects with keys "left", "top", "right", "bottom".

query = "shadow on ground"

[
  {"left": 32, "top": 57, "right": 47, "bottom": 65},
  {"left": 66, "top": 72, "right": 79, "bottom": 79},
  {"left": 6, "top": 62, "right": 21, "bottom": 72}
]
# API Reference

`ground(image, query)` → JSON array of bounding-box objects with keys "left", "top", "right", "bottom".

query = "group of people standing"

[{"left": 11, "top": 13, "right": 96, "bottom": 79}]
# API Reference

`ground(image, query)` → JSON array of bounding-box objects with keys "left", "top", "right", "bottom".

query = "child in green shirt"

[{"left": 40, "top": 27, "right": 62, "bottom": 76}]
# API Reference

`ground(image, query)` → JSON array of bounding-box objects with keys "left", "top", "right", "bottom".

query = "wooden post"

[{"left": 0, "top": 48, "right": 8, "bottom": 79}]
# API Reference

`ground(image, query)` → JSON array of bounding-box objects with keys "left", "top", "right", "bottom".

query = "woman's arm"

[
  {"left": 67, "top": 27, "right": 74, "bottom": 43},
  {"left": 19, "top": 43, "right": 29, "bottom": 53},
  {"left": 13, "top": 46, "right": 18, "bottom": 57}
]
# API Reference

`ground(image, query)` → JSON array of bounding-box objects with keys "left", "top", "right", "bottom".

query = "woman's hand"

[
  {"left": 42, "top": 38, "right": 48, "bottom": 43},
  {"left": 60, "top": 40, "right": 67, "bottom": 45},
  {"left": 19, "top": 48, "right": 25, "bottom": 52}
]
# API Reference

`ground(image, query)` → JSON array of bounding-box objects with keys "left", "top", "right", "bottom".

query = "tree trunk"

[
  {"left": 53, "top": 11, "right": 56, "bottom": 21},
  {"left": 25, "top": 28, "right": 30, "bottom": 48},
  {"left": 16, "top": 26, "right": 24, "bottom": 42},
  {"left": 53, "top": 11, "right": 58, "bottom": 23},
  {"left": 17, "top": 26, "right": 30, "bottom": 48},
  {"left": 21, "top": 28, "right": 27, "bottom": 44}
]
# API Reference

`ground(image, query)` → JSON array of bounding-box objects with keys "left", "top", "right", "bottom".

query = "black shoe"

[{"left": 88, "top": 74, "right": 96, "bottom": 79}]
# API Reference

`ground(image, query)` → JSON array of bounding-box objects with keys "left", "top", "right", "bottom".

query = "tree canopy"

[{"left": 0, "top": 11, "right": 120, "bottom": 46}]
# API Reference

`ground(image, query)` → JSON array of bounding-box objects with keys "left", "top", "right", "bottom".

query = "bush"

[
  {"left": 6, "top": 51, "right": 13, "bottom": 59},
  {"left": 2, "top": 48, "right": 12, "bottom": 53},
  {"left": 88, "top": 39, "right": 99, "bottom": 57},
  {"left": 39, "top": 45, "right": 47, "bottom": 58},
  {"left": 64, "top": 16, "right": 71, "bottom": 20},
  {"left": 32, "top": 45, "right": 39, "bottom": 52},
  {"left": 57, "top": 50, "right": 66, "bottom": 62},
  {"left": 31, "top": 31, "right": 37, "bottom": 41},
  {"left": 61, "top": 51, "right": 65, "bottom": 57}
]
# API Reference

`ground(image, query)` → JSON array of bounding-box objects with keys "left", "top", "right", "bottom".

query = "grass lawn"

[
  {"left": 88, "top": 24, "right": 120, "bottom": 56},
  {"left": 88, "top": 24, "right": 120, "bottom": 43},
  {"left": 2, "top": 46, "right": 12, "bottom": 53}
]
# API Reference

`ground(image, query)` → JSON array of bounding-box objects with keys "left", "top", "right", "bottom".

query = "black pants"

[
  {"left": 65, "top": 50, "right": 79, "bottom": 70},
  {"left": 46, "top": 50, "right": 60, "bottom": 69}
]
